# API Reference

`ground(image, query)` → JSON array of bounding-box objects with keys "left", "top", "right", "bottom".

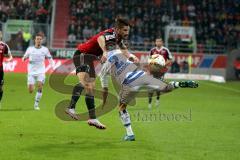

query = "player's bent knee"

[
  {"left": 37, "top": 84, "right": 43, "bottom": 92},
  {"left": 28, "top": 88, "right": 33, "bottom": 93},
  {"left": 28, "top": 85, "right": 35, "bottom": 93},
  {"left": 119, "top": 103, "right": 127, "bottom": 111}
]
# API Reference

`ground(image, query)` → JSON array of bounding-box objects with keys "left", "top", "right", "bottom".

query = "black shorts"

[
  {"left": 73, "top": 50, "right": 98, "bottom": 78},
  {"left": 0, "top": 67, "right": 4, "bottom": 85}
]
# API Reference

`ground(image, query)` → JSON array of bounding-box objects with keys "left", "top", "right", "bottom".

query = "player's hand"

[
  {"left": 6, "top": 57, "right": 13, "bottom": 62},
  {"left": 100, "top": 55, "right": 107, "bottom": 64},
  {"left": 22, "top": 57, "right": 26, "bottom": 62},
  {"left": 129, "top": 54, "right": 139, "bottom": 63}
]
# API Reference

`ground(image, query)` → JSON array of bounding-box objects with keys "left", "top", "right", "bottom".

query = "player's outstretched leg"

[
  {"left": 179, "top": 80, "right": 199, "bottom": 88},
  {"left": 86, "top": 94, "right": 106, "bottom": 129},
  {"left": 148, "top": 90, "right": 154, "bottom": 109},
  {"left": 156, "top": 90, "right": 161, "bottom": 108},
  {"left": 119, "top": 104, "right": 135, "bottom": 141},
  {"left": 102, "top": 87, "right": 108, "bottom": 106},
  {"left": 65, "top": 83, "right": 84, "bottom": 120},
  {"left": 169, "top": 80, "right": 199, "bottom": 88},
  {"left": 34, "top": 89, "right": 42, "bottom": 110},
  {"left": 34, "top": 81, "right": 44, "bottom": 110}
]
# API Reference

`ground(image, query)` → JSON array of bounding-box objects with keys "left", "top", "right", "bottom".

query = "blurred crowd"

[
  {"left": 0, "top": 0, "right": 51, "bottom": 51},
  {"left": 0, "top": 0, "right": 51, "bottom": 24},
  {"left": 68, "top": 0, "right": 240, "bottom": 50},
  {"left": 7, "top": 30, "right": 47, "bottom": 51}
]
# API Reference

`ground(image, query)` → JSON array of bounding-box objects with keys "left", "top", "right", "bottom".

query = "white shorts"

[{"left": 27, "top": 74, "right": 45, "bottom": 85}]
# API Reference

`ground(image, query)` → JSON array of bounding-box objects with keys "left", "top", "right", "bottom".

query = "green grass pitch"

[{"left": 0, "top": 73, "right": 240, "bottom": 160}]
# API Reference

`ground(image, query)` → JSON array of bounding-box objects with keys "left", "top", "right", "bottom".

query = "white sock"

[
  {"left": 119, "top": 110, "right": 134, "bottom": 136},
  {"left": 174, "top": 82, "right": 179, "bottom": 88},
  {"left": 126, "top": 125, "right": 134, "bottom": 136},
  {"left": 34, "top": 91, "right": 42, "bottom": 106},
  {"left": 170, "top": 81, "right": 179, "bottom": 88}
]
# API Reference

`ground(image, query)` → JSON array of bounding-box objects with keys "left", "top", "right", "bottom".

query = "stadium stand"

[
  {"left": 67, "top": 0, "right": 240, "bottom": 53},
  {"left": 0, "top": 0, "right": 52, "bottom": 51},
  {"left": 0, "top": 0, "right": 51, "bottom": 23}
]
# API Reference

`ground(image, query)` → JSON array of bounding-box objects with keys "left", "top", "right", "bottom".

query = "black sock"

[
  {"left": 85, "top": 94, "right": 96, "bottom": 119},
  {"left": 69, "top": 83, "right": 84, "bottom": 109},
  {"left": 0, "top": 91, "right": 3, "bottom": 102},
  {"left": 148, "top": 92, "right": 153, "bottom": 104},
  {"left": 38, "top": 89, "right": 42, "bottom": 93},
  {"left": 156, "top": 91, "right": 160, "bottom": 100}
]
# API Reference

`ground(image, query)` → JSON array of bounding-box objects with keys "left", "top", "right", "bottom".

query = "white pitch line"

[{"left": 201, "top": 81, "right": 240, "bottom": 94}]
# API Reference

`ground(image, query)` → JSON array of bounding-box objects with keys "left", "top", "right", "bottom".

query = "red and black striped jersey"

[{"left": 77, "top": 28, "right": 115, "bottom": 56}]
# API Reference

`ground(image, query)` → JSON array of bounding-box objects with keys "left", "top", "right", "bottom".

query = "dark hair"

[
  {"left": 115, "top": 17, "right": 130, "bottom": 29},
  {"left": 156, "top": 38, "right": 163, "bottom": 41},
  {"left": 34, "top": 33, "right": 43, "bottom": 39}
]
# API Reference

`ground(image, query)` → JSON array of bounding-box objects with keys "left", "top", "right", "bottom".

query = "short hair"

[
  {"left": 115, "top": 17, "right": 130, "bottom": 29},
  {"left": 156, "top": 38, "right": 163, "bottom": 41},
  {"left": 34, "top": 33, "right": 43, "bottom": 39}
]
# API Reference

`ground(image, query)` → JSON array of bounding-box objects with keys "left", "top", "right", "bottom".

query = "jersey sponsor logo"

[{"left": 105, "top": 33, "right": 116, "bottom": 41}]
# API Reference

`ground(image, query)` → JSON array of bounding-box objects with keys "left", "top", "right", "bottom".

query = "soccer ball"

[{"left": 148, "top": 54, "right": 166, "bottom": 72}]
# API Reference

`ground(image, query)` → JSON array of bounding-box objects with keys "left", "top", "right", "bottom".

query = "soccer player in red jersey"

[
  {"left": 0, "top": 31, "right": 13, "bottom": 103},
  {"left": 65, "top": 18, "right": 130, "bottom": 129},
  {"left": 148, "top": 38, "right": 173, "bottom": 109}
]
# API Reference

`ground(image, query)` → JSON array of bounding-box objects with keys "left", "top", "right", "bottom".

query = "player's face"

[
  {"left": 117, "top": 26, "right": 130, "bottom": 40},
  {"left": 35, "top": 36, "right": 42, "bottom": 47},
  {"left": 156, "top": 39, "right": 163, "bottom": 47}
]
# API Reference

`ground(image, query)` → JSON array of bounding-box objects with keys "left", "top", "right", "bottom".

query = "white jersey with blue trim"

[{"left": 104, "top": 49, "right": 145, "bottom": 85}]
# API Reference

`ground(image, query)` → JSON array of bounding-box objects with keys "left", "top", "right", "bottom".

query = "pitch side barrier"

[{"left": 4, "top": 50, "right": 227, "bottom": 83}]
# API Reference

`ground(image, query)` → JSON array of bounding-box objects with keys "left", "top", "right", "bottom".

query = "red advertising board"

[{"left": 3, "top": 53, "right": 227, "bottom": 74}]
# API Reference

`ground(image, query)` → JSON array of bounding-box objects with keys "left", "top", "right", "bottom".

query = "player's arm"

[
  {"left": 128, "top": 53, "right": 139, "bottom": 63},
  {"left": 5, "top": 44, "right": 13, "bottom": 62},
  {"left": 97, "top": 35, "right": 107, "bottom": 63},
  {"left": 165, "top": 59, "right": 172, "bottom": 66},
  {"left": 118, "top": 41, "right": 132, "bottom": 59},
  {"left": 45, "top": 48, "right": 55, "bottom": 68},
  {"left": 165, "top": 48, "right": 173, "bottom": 67},
  {"left": 22, "top": 48, "right": 30, "bottom": 61}
]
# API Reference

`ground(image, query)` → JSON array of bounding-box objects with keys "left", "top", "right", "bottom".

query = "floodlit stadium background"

[{"left": 0, "top": 1, "right": 240, "bottom": 160}]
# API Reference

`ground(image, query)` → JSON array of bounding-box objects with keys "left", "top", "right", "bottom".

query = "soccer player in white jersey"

[
  {"left": 100, "top": 53, "right": 138, "bottom": 106},
  {"left": 102, "top": 48, "right": 198, "bottom": 141},
  {"left": 22, "top": 34, "right": 54, "bottom": 110}
]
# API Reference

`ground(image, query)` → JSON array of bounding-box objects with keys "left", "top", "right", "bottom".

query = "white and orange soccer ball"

[{"left": 148, "top": 54, "right": 166, "bottom": 72}]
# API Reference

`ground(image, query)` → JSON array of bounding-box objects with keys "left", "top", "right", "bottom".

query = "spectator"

[
  {"left": 82, "top": 25, "right": 93, "bottom": 40},
  {"left": 67, "top": 0, "right": 240, "bottom": 51},
  {"left": 182, "top": 60, "right": 189, "bottom": 73},
  {"left": 67, "top": 33, "right": 76, "bottom": 48},
  {"left": 0, "top": 0, "right": 51, "bottom": 23},
  {"left": 171, "top": 60, "right": 180, "bottom": 73},
  {"left": 22, "top": 29, "right": 32, "bottom": 51},
  {"left": 36, "top": 4, "right": 48, "bottom": 23}
]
